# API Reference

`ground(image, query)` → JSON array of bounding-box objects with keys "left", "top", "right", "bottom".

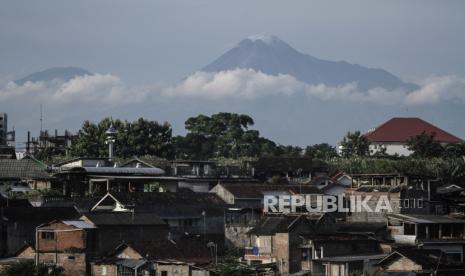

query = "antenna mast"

[{"left": 40, "top": 104, "right": 43, "bottom": 132}]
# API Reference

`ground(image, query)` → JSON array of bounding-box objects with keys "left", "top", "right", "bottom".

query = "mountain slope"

[
  {"left": 202, "top": 35, "right": 417, "bottom": 91},
  {"left": 15, "top": 67, "right": 92, "bottom": 85}
]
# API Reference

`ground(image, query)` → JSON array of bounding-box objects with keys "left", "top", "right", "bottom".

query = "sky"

[{"left": 1, "top": 0, "right": 465, "bottom": 148}]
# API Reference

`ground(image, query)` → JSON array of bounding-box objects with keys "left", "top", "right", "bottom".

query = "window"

[
  {"left": 41, "top": 231, "right": 55, "bottom": 240},
  {"left": 101, "top": 266, "right": 107, "bottom": 276},
  {"left": 68, "top": 256, "right": 75, "bottom": 260},
  {"left": 161, "top": 271, "right": 168, "bottom": 276}
]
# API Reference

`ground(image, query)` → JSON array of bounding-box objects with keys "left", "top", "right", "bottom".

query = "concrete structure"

[{"left": 0, "top": 113, "right": 7, "bottom": 146}]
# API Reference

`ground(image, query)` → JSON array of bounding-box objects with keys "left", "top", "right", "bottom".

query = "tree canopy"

[{"left": 339, "top": 131, "right": 371, "bottom": 158}]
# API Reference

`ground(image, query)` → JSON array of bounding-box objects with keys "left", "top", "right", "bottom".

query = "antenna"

[{"left": 40, "top": 104, "right": 43, "bottom": 132}]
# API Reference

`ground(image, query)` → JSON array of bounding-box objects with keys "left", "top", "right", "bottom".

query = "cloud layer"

[
  {"left": 1, "top": 69, "right": 465, "bottom": 107},
  {"left": 164, "top": 69, "right": 465, "bottom": 106}
]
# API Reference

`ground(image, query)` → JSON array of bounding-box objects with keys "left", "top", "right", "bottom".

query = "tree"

[
  {"left": 70, "top": 118, "right": 174, "bottom": 159},
  {"left": 340, "top": 131, "right": 370, "bottom": 158},
  {"left": 177, "top": 112, "right": 286, "bottom": 159},
  {"left": 305, "top": 143, "right": 338, "bottom": 159},
  {"left": 407, "top": 132, "right": 444, "bottom": 158}
]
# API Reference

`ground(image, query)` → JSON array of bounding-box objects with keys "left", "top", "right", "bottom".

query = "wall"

[
  {"left": 38, "top": 252, "right": 86, "bottom": 276},
  {"left": 384, "top": 256, "right": 422, "bottom": 272},
  {"left": 156, "top": 263, "right": 190, "bottom": 276},
  {"left": 37, "top": 222, "right": 86, "bottom": 252},
  {"left": 210, "top": 184, "right": 234, "bottom": 204},
  {"left": 225, "top": 226, "right": 254, "bottom": 249},
  {"left": 370, "top": 143, "right": 413, "bottom": 156},
  {"left": 273, "top": 233, "right": 290, "bottom": 274},
  {"left": 91, "top": 264, "right": 118, "bottom": 276}
]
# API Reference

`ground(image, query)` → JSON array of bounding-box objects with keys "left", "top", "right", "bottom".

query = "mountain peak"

[
  {"left": 246, "top": 34, "right": 281, "bottom": 44},
  {"left": 15, "top": 67, "right": 92, "bottom": 85},
  {"left": 202, "top": 35, "right": 418, "bottom": 91}
]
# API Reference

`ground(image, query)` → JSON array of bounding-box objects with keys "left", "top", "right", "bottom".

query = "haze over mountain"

[
  {"left": 202, "top": 35, "right": 417, "bottom": 91},
  {"left": 14, "top": 67, "right": 92, "bottom": 85}
]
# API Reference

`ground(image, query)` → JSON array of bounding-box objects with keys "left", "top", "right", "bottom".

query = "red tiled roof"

[{"left": 364, "top": 117, "right": 462, "bottom": 143}]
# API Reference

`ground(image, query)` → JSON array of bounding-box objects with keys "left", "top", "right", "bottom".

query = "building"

[
  {"left": 0, "top": 113, "right": 7, "bottom": 146},
  {"left": 247, "top": 157, "right": 328, "bottom": 183},
  {"left": 299, "top": 233, "right": 385, "bottom": 276},
  {"left": 377, "top": 248, "right": 465, "bottom": 275},
  {"left": 0, "top": 155, "right": 53, "bottom": 193},
  {"left": 35, "top": 219, "right": 96, "bottom": 276},
  {"left": 362, "top": 117, "right": 463, "bottom": 156},
  {"left": 0, "top": 207, "right": 79, "bottom": 257},
  {"left": 245, "top": 213, "right": 336, "bottom": 274},
  {"left": 29, "top": 129, "right": 76, "bottom": 157},
  {"left": 91, "top": 238, "right": 213, "bottom": 276},
  {"left": 80, "top": 212, "right": 169, "bottom": 255},
  {"left": 387, "top": 214, "right": 465, "bottom": 263}
]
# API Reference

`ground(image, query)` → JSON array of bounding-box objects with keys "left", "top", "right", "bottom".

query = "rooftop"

[{"left": 364, "top": 117, "right": 463, "bottom": 143}]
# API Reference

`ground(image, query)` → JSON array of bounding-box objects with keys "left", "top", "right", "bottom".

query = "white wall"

[{"left": 370, "top": 143, "right": 413, "bottom": 156}]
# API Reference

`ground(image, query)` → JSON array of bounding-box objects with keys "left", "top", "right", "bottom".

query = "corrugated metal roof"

[
  {"left": 62, "top": 220, "right": 96, "bottom": 229},
  {"left": 83, "top": 166, "right": 165, "bottom": 175},
  {"left": 389, "top": 214, "right": 465, "bottom": 224},
  {"left": 0, "top": 158, "right": 52, "bottom": 180},
  {"left": 115, "top": 259, "right": 146, "bottom": 268}
]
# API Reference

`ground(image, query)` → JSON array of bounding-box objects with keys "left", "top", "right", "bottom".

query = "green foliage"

[
  {"left": 407, "top": 132, "right": 444, "bottom": 158},
  {"left": 216, "top": 248, "right": 251, "bottom": 276},
  {"left": 70, "top": 118, "right": 174, "bottom": 159},
  {"left": 174, "top": 112, "right": 302, "bottom": 159},
  {"left": 340, "top": 131, "right": 370, "bottom": 158},
  {"left": 0, "top": 262, "right": 66, "bottom": 276},
  {"left": 305, "top": 143, "right": 338, "bottom": 160}
]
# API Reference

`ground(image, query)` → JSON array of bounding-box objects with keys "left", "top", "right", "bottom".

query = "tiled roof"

[
  {"left": 119, "top": 238, "right": 212, "bottom": 264},
  {"left": 219, "top": 183, "right": 322, "bottom": 199},
  {"left": 108, "top": 190, "right": 226, "bottom": 217},
  {"left": 2, "top": 207, "right": 79, "bottom": 222},
  {"left": 82, "top": 212, "right": 167, "bottom": 226},
  {"left": 0, "top": 158, "right": 52, "bottom": 180},
  {"left": 248, "top": 215, "right": 308, "bottom": 235},
  {"left": 364, "top": 117, "right": 463, "bottom": 143}
]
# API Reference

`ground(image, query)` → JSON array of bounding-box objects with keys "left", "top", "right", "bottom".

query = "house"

[
  {"left": 35, "top": 219, "right": 96, "bottom": 276},
  {"left": 387, "top": 214, "right": 465, "bottom": 263},
  {"left": 80, "top": 211, "right": 169, "bottom": 255},
  {"left": 212, "top": 183, "right": 325, "bottom": 250},
  {"left": 0, "top": 243, "right": 35, "bottom": 272},
  {"left": 362, "top": 117, "right": 463, "bottom": 156},
  {"left": 171, "top": 160, "right": 255, "bottom": 193},
  {"left": 377, "top": 248, "right": 465, "bottom": 275},
  {"left": 245, "top": 213, "right": 336, "bottom": 274},
  {"left": 299, "top": 233, "right": 385, "bottom": 276},
  {"left": 0, "top": 207, "right": 79, "bottom": 256},
  {"left": 52, "top": 157, "right": 167, "bottom": 195},
  {"left": 247, "top": 157, "right": 328, "bottom": 183},
  {"left": 0, "top": 156, "right": 53, "bottom": 192},
  {"left": 89, "top": 190, "right": 226, "bottom": 244},
  {"left": 91, "top": 238, "right": 213, "bottom": 276}
]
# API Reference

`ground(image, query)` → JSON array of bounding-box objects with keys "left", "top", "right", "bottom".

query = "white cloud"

[
  {"left": 405, "top": 75, "right": 465, "bottom": 105},
  {"left": 0, "top": 74, "right": 151, "bottom": 106},
  {"left": 1, "top": 69, "right": 464, "bottom": 109},
  {"left": 163, "top": 69, "right": 465, "bottom": 106},
  {"left": 162, "top": 69, "right": 301, "bottom": 99}
]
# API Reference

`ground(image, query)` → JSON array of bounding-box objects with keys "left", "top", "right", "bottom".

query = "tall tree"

[
  {"left": 305, "top": 143, "right": 338, "bottom": 159},
  {"left": 70, "top": 118, "right": 174, "bottom": 159},
  {"left": 340, "top": 131, "right": 370, "bottom": 158},
  {"left": 407, "top": 132, "right": 444, "bottom": 158}
]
